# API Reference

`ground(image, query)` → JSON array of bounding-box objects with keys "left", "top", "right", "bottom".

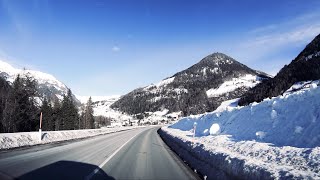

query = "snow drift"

[{"left": 161, "top": 80, "right": 320, "bottom": 179}]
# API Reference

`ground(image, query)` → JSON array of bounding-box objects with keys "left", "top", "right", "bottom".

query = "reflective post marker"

[
  {"left": 193, "top": 122, "right": 197, "bottom": 144},
  {"left": 39, "top": 112, "right": 42, "bottom": 141}
]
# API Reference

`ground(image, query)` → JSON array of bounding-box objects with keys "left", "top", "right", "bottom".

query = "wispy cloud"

[
  {"left": 227, "top": 11, "right": 320, "bottom": 75},
  {"left": 0, "top": 0, "right": 31, "bottom": 39},
  {"left": 244, "top": 12, "right": 320, "bottom": 50},
  {"left": 112, "top": 46, "right": 120, "bottom": 52}
]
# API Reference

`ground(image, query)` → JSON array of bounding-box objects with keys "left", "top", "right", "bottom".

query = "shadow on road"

[{"left": 18, "top": 160, "right": 115, "bottom": 180}]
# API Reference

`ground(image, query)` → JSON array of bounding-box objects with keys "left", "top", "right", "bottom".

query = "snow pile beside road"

[
  {"left": 170, "top": 80, "right": 320, "bottom": 148},
  {"left": 161, "top": 80, "right": 320, "bottom": 179},
  {"left": 0, "top": 126, "right": 142, "bottom": 150}
]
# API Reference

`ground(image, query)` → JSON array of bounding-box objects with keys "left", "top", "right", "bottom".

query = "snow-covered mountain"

[
  {"left": 111, "top": 52, "right": 269, "bottom": 117},
  {"left": 0, "top": 59, "right": 76, "bottom": 104}
]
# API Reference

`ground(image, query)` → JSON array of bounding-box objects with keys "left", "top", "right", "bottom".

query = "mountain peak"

[{"left": 201, "top": 52, "right": 236, "bottom": 63}]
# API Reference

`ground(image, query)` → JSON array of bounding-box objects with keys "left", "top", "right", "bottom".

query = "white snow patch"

[
  {"left": 206, "top": 74, "right": 261, "bottom": 98},
  {"left": 305, "top": 51, "right": 320, "bottom": 60},
  {"left": 156, "top": 77, "right": 175, "bottom": 87},
  {"left": 214, "top": 98, "right": 239, "bottom": 113},
  {"left": 256, "top": 131, "right": 266, "bottom": 139},
  {"left": 209, "top": 124, "right": 220, "bottom": 135},
  {"left": 76, "top": 95, "right": 121, "bottom": 104}
]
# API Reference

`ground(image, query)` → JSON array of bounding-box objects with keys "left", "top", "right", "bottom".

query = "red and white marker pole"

[{"left": 39, "top": 112, "right": 42, "bottom": 141}]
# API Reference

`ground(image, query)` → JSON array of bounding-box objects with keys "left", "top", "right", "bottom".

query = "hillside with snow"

[
  {"left": 240, "top": 33, "right": 320, "bottom": 106},
  {"left": 76, "top": 95, "right": 137, "bottom": 125},
  {"left": 112, "top": 53, "right": 270, "bottom": 118},
  {"left": 161, "top": 80, "right": 320, "bottom": 179},
  {"left": 0, "top": 59, "right": 74, "bottom": 104}
]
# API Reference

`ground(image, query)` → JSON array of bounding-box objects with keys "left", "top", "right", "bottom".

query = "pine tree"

[
  {"left": 2, "top": 75, "right": 22, "bottom": 132},
  {"left": 52, "top": 98, "right": 61, "bottom": 131},
  {"left": 19, "top": 73, "right": 38, "bottom": 131},
  {"left": 60, "top": 89, "right": 79, "bottom": 130},
  {"left": 2, "top": 74, "right": 38, "bottom": 132},
  {"left": 79, "top": 105, "right": 86, "bottom": 129},
  {"left": 41, "top": 98, "right": 54, "bottom": 131},
  {"left": 84, "top": 97, "right": 94, "bottom": 129}
]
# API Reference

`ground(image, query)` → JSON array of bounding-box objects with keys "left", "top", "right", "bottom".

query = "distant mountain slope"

[
  {"left": 0, "top": 60, "right": 79, "bottom": 104},
  {"left": 111, "top": 53, "right": 269, "bottom": 116},
  {"left": 239, "top": 33, "right": 320, "bottom": 106}
]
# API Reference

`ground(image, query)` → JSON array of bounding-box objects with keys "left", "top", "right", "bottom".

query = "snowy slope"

[
  {"left": 162, "top": 80, "right": 320, "bottom": 179},
  {"left": 76, "top": 95, "right": 120, "bottom": 105},
  {"left": 76, "top": 95, "right": 135, "bottom": 123},
  {"left": 206, "top": 74, "right": 262, "bottom": 98},
  {"left": 0, "top": 59, "right": 69, "bottom": 102}
]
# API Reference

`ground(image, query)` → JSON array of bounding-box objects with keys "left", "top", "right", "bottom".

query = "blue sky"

[{"left": 0, "top": 0, "right": 320, "bottom": 96}]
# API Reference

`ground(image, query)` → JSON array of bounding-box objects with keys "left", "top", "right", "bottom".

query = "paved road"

[{"left": 0, "top": 127, "right": 200, "bottom": 180}]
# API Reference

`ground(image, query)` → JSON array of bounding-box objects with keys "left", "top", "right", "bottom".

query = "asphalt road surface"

[{"left": 0, "top": 126, "right": 200, "bottom": 180}]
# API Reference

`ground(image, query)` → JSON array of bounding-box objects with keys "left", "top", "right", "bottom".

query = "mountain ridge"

[{"left": 0, "top": 59, "right": 79, "bottom": 104}]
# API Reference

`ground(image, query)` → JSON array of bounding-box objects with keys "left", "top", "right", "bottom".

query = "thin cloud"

[
  {"left": 112, "top": 46, "right": 120, "bottom": 52},
  {"left": 220, "top": 11, "right": 320, "bottom": 76},
  {"left": 246, "top": 11, "right": 320, "bottom": 49},
  {"left": 245, "top": 24, "right": 320, "bottom": 49}
]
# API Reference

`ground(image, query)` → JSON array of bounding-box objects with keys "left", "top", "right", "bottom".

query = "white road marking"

[{"left": 85, "top": 129, "right": 144, "bottom": 180}]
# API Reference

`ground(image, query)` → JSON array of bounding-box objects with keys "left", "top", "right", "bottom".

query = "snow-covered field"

[
  {"left": 161, "top": 80, "right": 320, "bottom": 179},
  {"left": 0, "top": 126, "right": 142, "bottom": 150}
]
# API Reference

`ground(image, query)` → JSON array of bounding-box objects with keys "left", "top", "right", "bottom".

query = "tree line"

[{"left": 0, "top": 73, "right": 96, "bottom": 133}]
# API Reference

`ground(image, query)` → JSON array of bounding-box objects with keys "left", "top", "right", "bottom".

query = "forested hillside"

[
  {"left": 239, "top": 33, "right": 320, "bottom": 106},
  {"left": 0, "top": 74, "right": 95, "bottom": 133}
]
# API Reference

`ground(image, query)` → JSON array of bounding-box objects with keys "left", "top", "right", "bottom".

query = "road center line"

[{"left": 85, "top": 129, "right": 144, "bottom": 180}]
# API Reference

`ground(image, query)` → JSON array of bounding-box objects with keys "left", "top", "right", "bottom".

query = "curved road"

[{"left": 0, "top": 127, "right": 200, "bottom": 180}]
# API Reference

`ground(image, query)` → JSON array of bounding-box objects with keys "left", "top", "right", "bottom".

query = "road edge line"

[{"left": 85, "top": 129, "right": 144, "bottom": 180}]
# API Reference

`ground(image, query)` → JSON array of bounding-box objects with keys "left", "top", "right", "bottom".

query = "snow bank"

[
  {"left": 0, "top": 126, "right": 142, "bottom": 150},
  {"left": 160, "top": 127, "right": 320, "bottom": 180},
  {"left": 171, "top": 80, "right": 320, "bottom": 148},
  {"left": 162, "top": 80, "right": 320, "bottom": 179}
]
